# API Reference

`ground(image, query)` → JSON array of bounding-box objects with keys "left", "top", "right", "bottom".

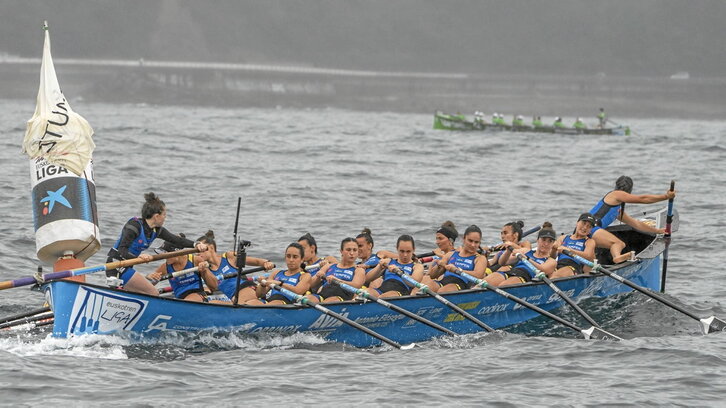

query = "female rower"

[
  {"left": 147, "top": 236, "right": 218, "bottom": 302},
  {"left": 307, "top": 237, "right": 365, "bottom": 303},
  {"left": 356, "top": 228, "right": 384, "bottom": 286},
  {"left": 419, "top": 225, "right": 487, "bottom": 293},
  {"left": 366, "top": 235, "right": 424, "bottom": 298},
  {"left": 105, "top": 192, "right": 206, "bottom": 296},
  {"left": 588, "top": 176, "right": 676, "bottom": 263},
  {"left": 196, "top": 230, "right": 274, "bottom": 303},
  {"left": 248, "top": 243, "right": 311, "bottom": 305},
  {"left": 484, "top": 223, "right": 557, "bottom": 286},
  {"left": 298, "top": 233, "right": 337, "bottom": 276},
  {"left": 552, "top": 214, "right": 597, "bottom": 278},
  {"left": 433, "top": 221, "right": 458, "bottom": 259},
  {"left": 485, "top": 220, "right": 531, "bottom": 272}
]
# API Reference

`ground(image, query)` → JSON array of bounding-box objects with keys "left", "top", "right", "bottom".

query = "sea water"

[{"left": 0, "top": 100, "right": 725, "bottom": 406}]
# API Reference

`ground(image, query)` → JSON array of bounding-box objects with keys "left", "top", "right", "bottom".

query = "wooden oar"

[
  {"left": 0, "top": 248, "right": 199, "bottom": 291},
  {"left": 0, "top": 311, "right": 54, "bottom": 330},
  {"left": 390, "top": 268, "right": 495, "bottom": 332},
  {"left": 0, "top": 306, "right": 51, "bottom": 325},
  {"left": 514, "top": 253, "right": 609, "bottom": 330},
  {"left": 330, "top": 278, "right": 457, "bottom": 336},
  {"left": 563, "top": 249, "right": 726, "bottom": 334},
  {"left": 450, "top": 268, "right": 621, "bottom": 340},
  {"left": 263, "top": 280, "right": 414, "bottom": 350},
  {"left": 660, "top": 180, "right": 676, "bottom": 292}
]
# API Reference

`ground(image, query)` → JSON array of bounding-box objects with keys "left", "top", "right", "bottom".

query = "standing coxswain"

[{"left": 105, "top": 192, "right": 207, "bottom": 296}]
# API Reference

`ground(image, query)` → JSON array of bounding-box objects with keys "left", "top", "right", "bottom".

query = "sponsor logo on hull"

[{"left": 69, "top": 286, "right": 147, "bottom": 336}]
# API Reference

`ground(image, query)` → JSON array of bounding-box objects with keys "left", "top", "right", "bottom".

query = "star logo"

[{"left": 40, "top": 185, "right": 72, "bottom": 215}]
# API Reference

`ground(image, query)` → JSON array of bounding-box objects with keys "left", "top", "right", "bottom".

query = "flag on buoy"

[{"left": 22, "top": 21, "right": 95, "bottom": 176}]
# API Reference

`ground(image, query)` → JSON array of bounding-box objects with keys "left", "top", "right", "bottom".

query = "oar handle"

[
  {"left": 219, "top": 265, "right": 269, "bottom": 281},
  {"left": 561, "top": 249, "right": 595, "bottom": 269},
  {"left": 416, "top": 251, "right": 435, "bottom": 258},
  {"left": 665, "top": 180, "right": 676, "bottom": 236},
  {"left": 449, "top": 267, "right": 488, "bottom": 288},
  {"left": 514, "top": 253, "right": 545, "bottom": 279},
  {"left": 390, "top": 267, "right": 429, "bottom": 292},
  {"left": 158, "top": 266, "right": 200, "bottom": 282},
  {"left": 107, "top": 248, "right": 200, "bottom": 271}
]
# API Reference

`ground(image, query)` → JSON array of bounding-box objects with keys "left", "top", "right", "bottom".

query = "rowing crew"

[{"left": 107, "top": 175, "right": 675, "bottom": 303}]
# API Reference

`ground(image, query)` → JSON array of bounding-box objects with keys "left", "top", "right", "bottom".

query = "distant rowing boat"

[
  {"left": 42, "top": 208, "right": 674, "bottom": 347},
  {"left": 434, "top": 111, "right": 630, "bottom": 135}
]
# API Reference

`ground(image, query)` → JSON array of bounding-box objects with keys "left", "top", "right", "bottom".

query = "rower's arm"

[
  {"left": 365, "top": 260, "right": 387, "bottom": 284},
  {"left": 612, "top": 190, "right": 676, "bottom": 205},
  {"left": 287, "top": 273, "right": 311, "bottom": 295},
  {"left": 411, "top": 263, "right": 425, "bottom": 283},
  {"left": 469, "top": 255, "right": 488, "bottom": 280},
  {"left": 428, "top": 252, "right": 452, "bottom": 279},
  {"left": 350, "top": 267, "right": 366, "bottom": 289},
  {"left": 620, "top": 212, "right": 665, "bottom": 234}
]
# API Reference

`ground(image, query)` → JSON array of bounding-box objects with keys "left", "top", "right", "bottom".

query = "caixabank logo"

[{"left": 32, "top": 177, "right": 98, "bottom": 230}]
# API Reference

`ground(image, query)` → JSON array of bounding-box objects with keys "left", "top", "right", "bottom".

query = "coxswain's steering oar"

[
  {"left": 0, "top": 248, "right": 199, "bottom": 291},
  {"left": 660, "top": 180, "right": 676, "bottom": 292},
  {"left": 391, "top": 268, "right": 495, "bottom": 332},
  {"left": 563, "top": 249, "right": 726, "bottom": 334},
  {"left": 262, "top": 280, "right": 414, "bottom": 350},
  {"left": 330, "top": 278, "right": 457, "bottom": 336},
  {"left": 450, "top": 268, "right": 621, "bottom": 340},
  {"left": 514, "top": 253, "right": 611, "bottom": 331}
]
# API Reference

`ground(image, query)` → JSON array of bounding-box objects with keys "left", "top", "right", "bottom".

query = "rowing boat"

[
  {"left": 433, "top": 111, "right": 631, "bottom": 135},
  {"left": 41, "top": 207, "right": 675, "bottom": 347}
]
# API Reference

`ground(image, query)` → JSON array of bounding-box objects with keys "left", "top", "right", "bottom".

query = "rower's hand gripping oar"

[
  {"left": 660, "top": 180, "right": 676, "bottom": 292},
  {"left": 563, "top": 249, "right": 726, "bottom": 334},
  {"left": 449, "top": 267, "right": 621, "bottom": 341},
  {"left": 262, "top": 280, "right": 414, "bottom": 350},
  {"left": 390, "top": 267, "right": 495, "bottom": 332},
  {"left": 0, "top": 248, "right": 200, "bottom": 291},
  {"left": 483, "top": 225, "right": 542, "bottom": 253},
  {"left": 514, "top": 252, "right": 615, "bottom": 333},
  {"left": 330, "top": 278, "right": 457, "bottom": 336}
]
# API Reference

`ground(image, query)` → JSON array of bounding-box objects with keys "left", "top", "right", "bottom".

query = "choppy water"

[{"left": 1, "top": 99, "right": 725, "bottom": 406}]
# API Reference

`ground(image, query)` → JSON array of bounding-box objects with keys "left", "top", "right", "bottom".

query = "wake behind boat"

[
  {"left": 42, "top": 208, "right": 674, "bottom": 348},
  {"left": 434, "top": 111, "right": 631, "bottom": 135}
]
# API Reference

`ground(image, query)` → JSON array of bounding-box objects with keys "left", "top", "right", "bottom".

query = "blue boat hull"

[{"left": 44, "top": 237, "right": 664, "bottom": 347}]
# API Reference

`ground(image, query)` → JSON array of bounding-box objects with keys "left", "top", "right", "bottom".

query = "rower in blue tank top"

[
  {"left": 366, "top": 235, "right": 424, "bottom": 298},
  {"left": 195, "top": 230, "right": 274, "bottom": 303},
  {"left": 297, "top": 232, "right": 338, "bottom": 277},
  {"left": 585, "top": 176, "right": 676, "bottom": 264},
  {"left": 356, "top": 228, "right": 383, "bottom": 287},
  {"left": 419, "top": 225, "right": 488, "bottom": 294},
  {"left": 552, "top": 214, "right": 597, "bottom": 278},
  {"left": 248, "top": 243, "right": 312, "bottom": 305},
  {"left": 307, "top": 238, "right": 365, "bottom": 303},
  {"left": 105, "top": 192, "right": 206, "bottom": 296},
  {"left": 485, "top": 223, "right": 557, "bottom": 286},
  {"left": 146, "top": 236, "right": 218, "bottom": 302}
]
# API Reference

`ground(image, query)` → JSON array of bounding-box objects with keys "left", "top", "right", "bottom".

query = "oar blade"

[
  {"left": 400, "top": 343, "right": 416, "bottom": 350},
  {"left": 700, "top": 316, "right": 726, "bottom": 334},
  {"left": 581, "top": 326, "right": 622, "bottom": 341}
]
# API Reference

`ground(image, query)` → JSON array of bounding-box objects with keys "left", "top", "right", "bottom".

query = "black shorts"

[
  {"left": 266, "top": 293, "right": 293, "bottom": 304},
  {"left": 376, "top": 279, "right": 411, "bottom": 296},
  {"left": 436, "top": 275, "right": 469, "bottom": 290},
  {"left": 500, "top": 267, "right": 532, "bottom": 283},
  {"left": 178, "top": 288, "right": 207, "bottom": 300},
  {"left": 317, "top": 284, "right": 354, "bottom": 302},
  {"left": 557, "top": 257, "right": 584, "bottom": 275}
]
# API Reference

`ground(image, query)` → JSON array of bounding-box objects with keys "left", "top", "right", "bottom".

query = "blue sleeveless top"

[
  {"left": 382, "top": 259, "right": 415, "bottom": 287},
  {"left": 211, "top": 253, "right": 241, "bottom": 298},
  {"left": 113, "top": 217, "right": 158, "bottom": 257},
  {"left": 361, "top": 254, "right": 381, "bottom": 267},
  {"left": 589, "top": 191, "right": 621, "bottom": 228},
  {"left": 321, "top": 264, "right": 357, "bottom": 288},
  {"left": 512, "top": 249, "right": 550, "bottom": 279},
  {"left": 442, "top": 251, "right": 478, "bottom": 279},
  {"left": 557, "top": 235, "right": 588, "bottom": 263},
  {"left": 168, "top": 254, "right": 202, "bottom": 298},
  {"left": 267, "top": 269, "right": 303, "bottom": 302}
]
